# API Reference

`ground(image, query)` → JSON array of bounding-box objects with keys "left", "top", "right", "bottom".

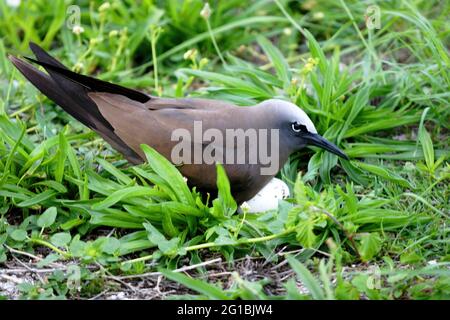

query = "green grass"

[{"left": 0, "top": 0, "right": 449, "bottom": 300}]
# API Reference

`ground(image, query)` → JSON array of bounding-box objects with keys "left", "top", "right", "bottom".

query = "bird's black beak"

[{"left": 304, "top": 133, "right": 349, "bottom": 160}]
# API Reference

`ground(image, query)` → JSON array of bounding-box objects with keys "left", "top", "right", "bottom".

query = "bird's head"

[{"left": 257, "top": 99, "right": 349, "bottom": 160}]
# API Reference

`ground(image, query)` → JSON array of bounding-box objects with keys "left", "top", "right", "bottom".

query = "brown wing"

[
  {"left": 88, "top": 93, "right": 265, "bottom": 199},
  {"left": 10, "top": 42, "right": 268, "bottom": 203}
]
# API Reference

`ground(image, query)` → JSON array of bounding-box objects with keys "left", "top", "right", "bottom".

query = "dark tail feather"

[
  {"left": 8, "top": 52, "right": 143, "bottom": 164},
  {"left": 29, "top": 42, "right": 69, "bottom": 70},
  {"left": 26, "top": 42, "right": 150, "bottom": 103},
  {"left": 8, "top": 55, "right": 100, "bottom": 129},
  {"left": 27, "top": 43, "right": 112, "bottom": 128}
]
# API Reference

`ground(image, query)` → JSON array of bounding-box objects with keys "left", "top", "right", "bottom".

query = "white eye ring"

[
  {"left": 291, "top": 122, "right": 308, "bottom": 132},
  {"left": 292, "top": 123, "right": 306, "bottom": 133}
]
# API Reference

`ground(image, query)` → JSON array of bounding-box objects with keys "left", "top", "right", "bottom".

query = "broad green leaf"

[
  {"left": 400, "top": 251, "right": 423, "bottom": 264},
  {"left": 335, "top": 280, "right": 360, "bottom": 300},
  {"left": 141, "top": 144, "right": 195, "bottom": 206},
  {"left": 295, "top": 219, "right": 317, "bottom": 248},
  {"left": 319, "top": 151, "right": 337, "bottom": 185},
  {"left": 342, "top": 184, "right": 357, "bottom": 215},
  {"left": 132, "top": 166, "right": 177, "bottom": 200},
  {"left": 161, "top": 202, "right": 204, "bottom": 217},
  {"left": 257, "top": 36, "right": 291, "bottom": 86},
  {"left": 87, "top": 170, "right": 122, "bottom": 195},
  {"left": 97, "top": 158, "right": 133, "bottom": 185},
  {"left": 90, "top": 208, "right": 145, "bottom": 229},
  {"left": 36, "top": 254, "right": 60, "bottom": 268},
  {"left": 10, "top": 229, "right": 27, "bottom": 241},
  {"left": 54, "top": 132, "right": 67, "bottom": 183},
  {"left": 143, "top": 222, "right": 179, "bottom": 255},
  {"left": 417, "top": 107, "right": 435, "bottom": 170},
  {"left": 340, "top": 160, "right": 369, "bottom": 186},
  {"left": 101, "top": 237, "right": 121, "bottom": 254},
  {"left": 37, "top": 207, "right": 57, "bottom": 228},
  {"left": 357, "top": 232, "right": 382, "bottom": 262},
  {"left": 91, "top": 186, "right": 160, "bottom": 210},
  {"left": 293, "top": 173, "right": 307, "bottom": 204},
  {"left": 68, "top": 235, "right": 86, "bottom": 257},
  {"left": 337, "top": 86, "right": 369, "bottom": 143},
  {"left": 345, "top": 209, "right": 430, "bottom": 230},
  {"left": 50, "top": 232, "right": 71, "bottom": 247},
  {"left": 212, "top": 164, "right": 237, "bottom": 218},
  {"left": 31, "top": 180, "right": 67, "bottom": 193},
  {"left": 354, "top": 161, "right": 413, "bottom": 188},
  {"left": 344, "top": 115, "right": 420, "bottom": 138},
  {"left": 17, "top": 190, "right": 56, "bottom": 208},
  {"left": 60, "top": 218, "right": 84, "bottom": 230},
  {"left": 162, "top": 210, "right": 179, "bottom": 237},
  {"left": 350, "top": 274, "right": 381, "bottom": 300},
  {"left": 0, "top": 191, "right": 29, "bottom": 201}
]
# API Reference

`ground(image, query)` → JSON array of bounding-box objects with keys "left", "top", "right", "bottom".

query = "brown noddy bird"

[{"left": 8, "top": 42, "right": 348, "bottom": 204}]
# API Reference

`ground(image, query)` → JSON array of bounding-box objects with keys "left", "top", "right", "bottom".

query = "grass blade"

[
  {"left": 160, "top": 269, "right": 230, "bottom": 300},
  {"left": 287, "top": 255, "right": 325, "bottom": 300}
]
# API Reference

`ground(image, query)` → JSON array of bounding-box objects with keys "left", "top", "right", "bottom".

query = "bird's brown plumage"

[
  {"left": 9, "top": 43, "right": 292, "bottom": 203},
  {"left": 88, "top": 92, "right": 285, "bottom": 202},
  {"left": 10, "top": 43, "right": 349, "bottom": 204}
]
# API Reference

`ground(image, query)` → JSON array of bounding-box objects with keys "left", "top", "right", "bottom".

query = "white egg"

[{"left": 243, "top": 178, "right": 290, "bottom": 213}]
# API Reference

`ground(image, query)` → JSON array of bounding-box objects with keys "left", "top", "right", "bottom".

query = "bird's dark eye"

[{"left": 291, "top": 122, "right": 308, "bottom": 133}]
